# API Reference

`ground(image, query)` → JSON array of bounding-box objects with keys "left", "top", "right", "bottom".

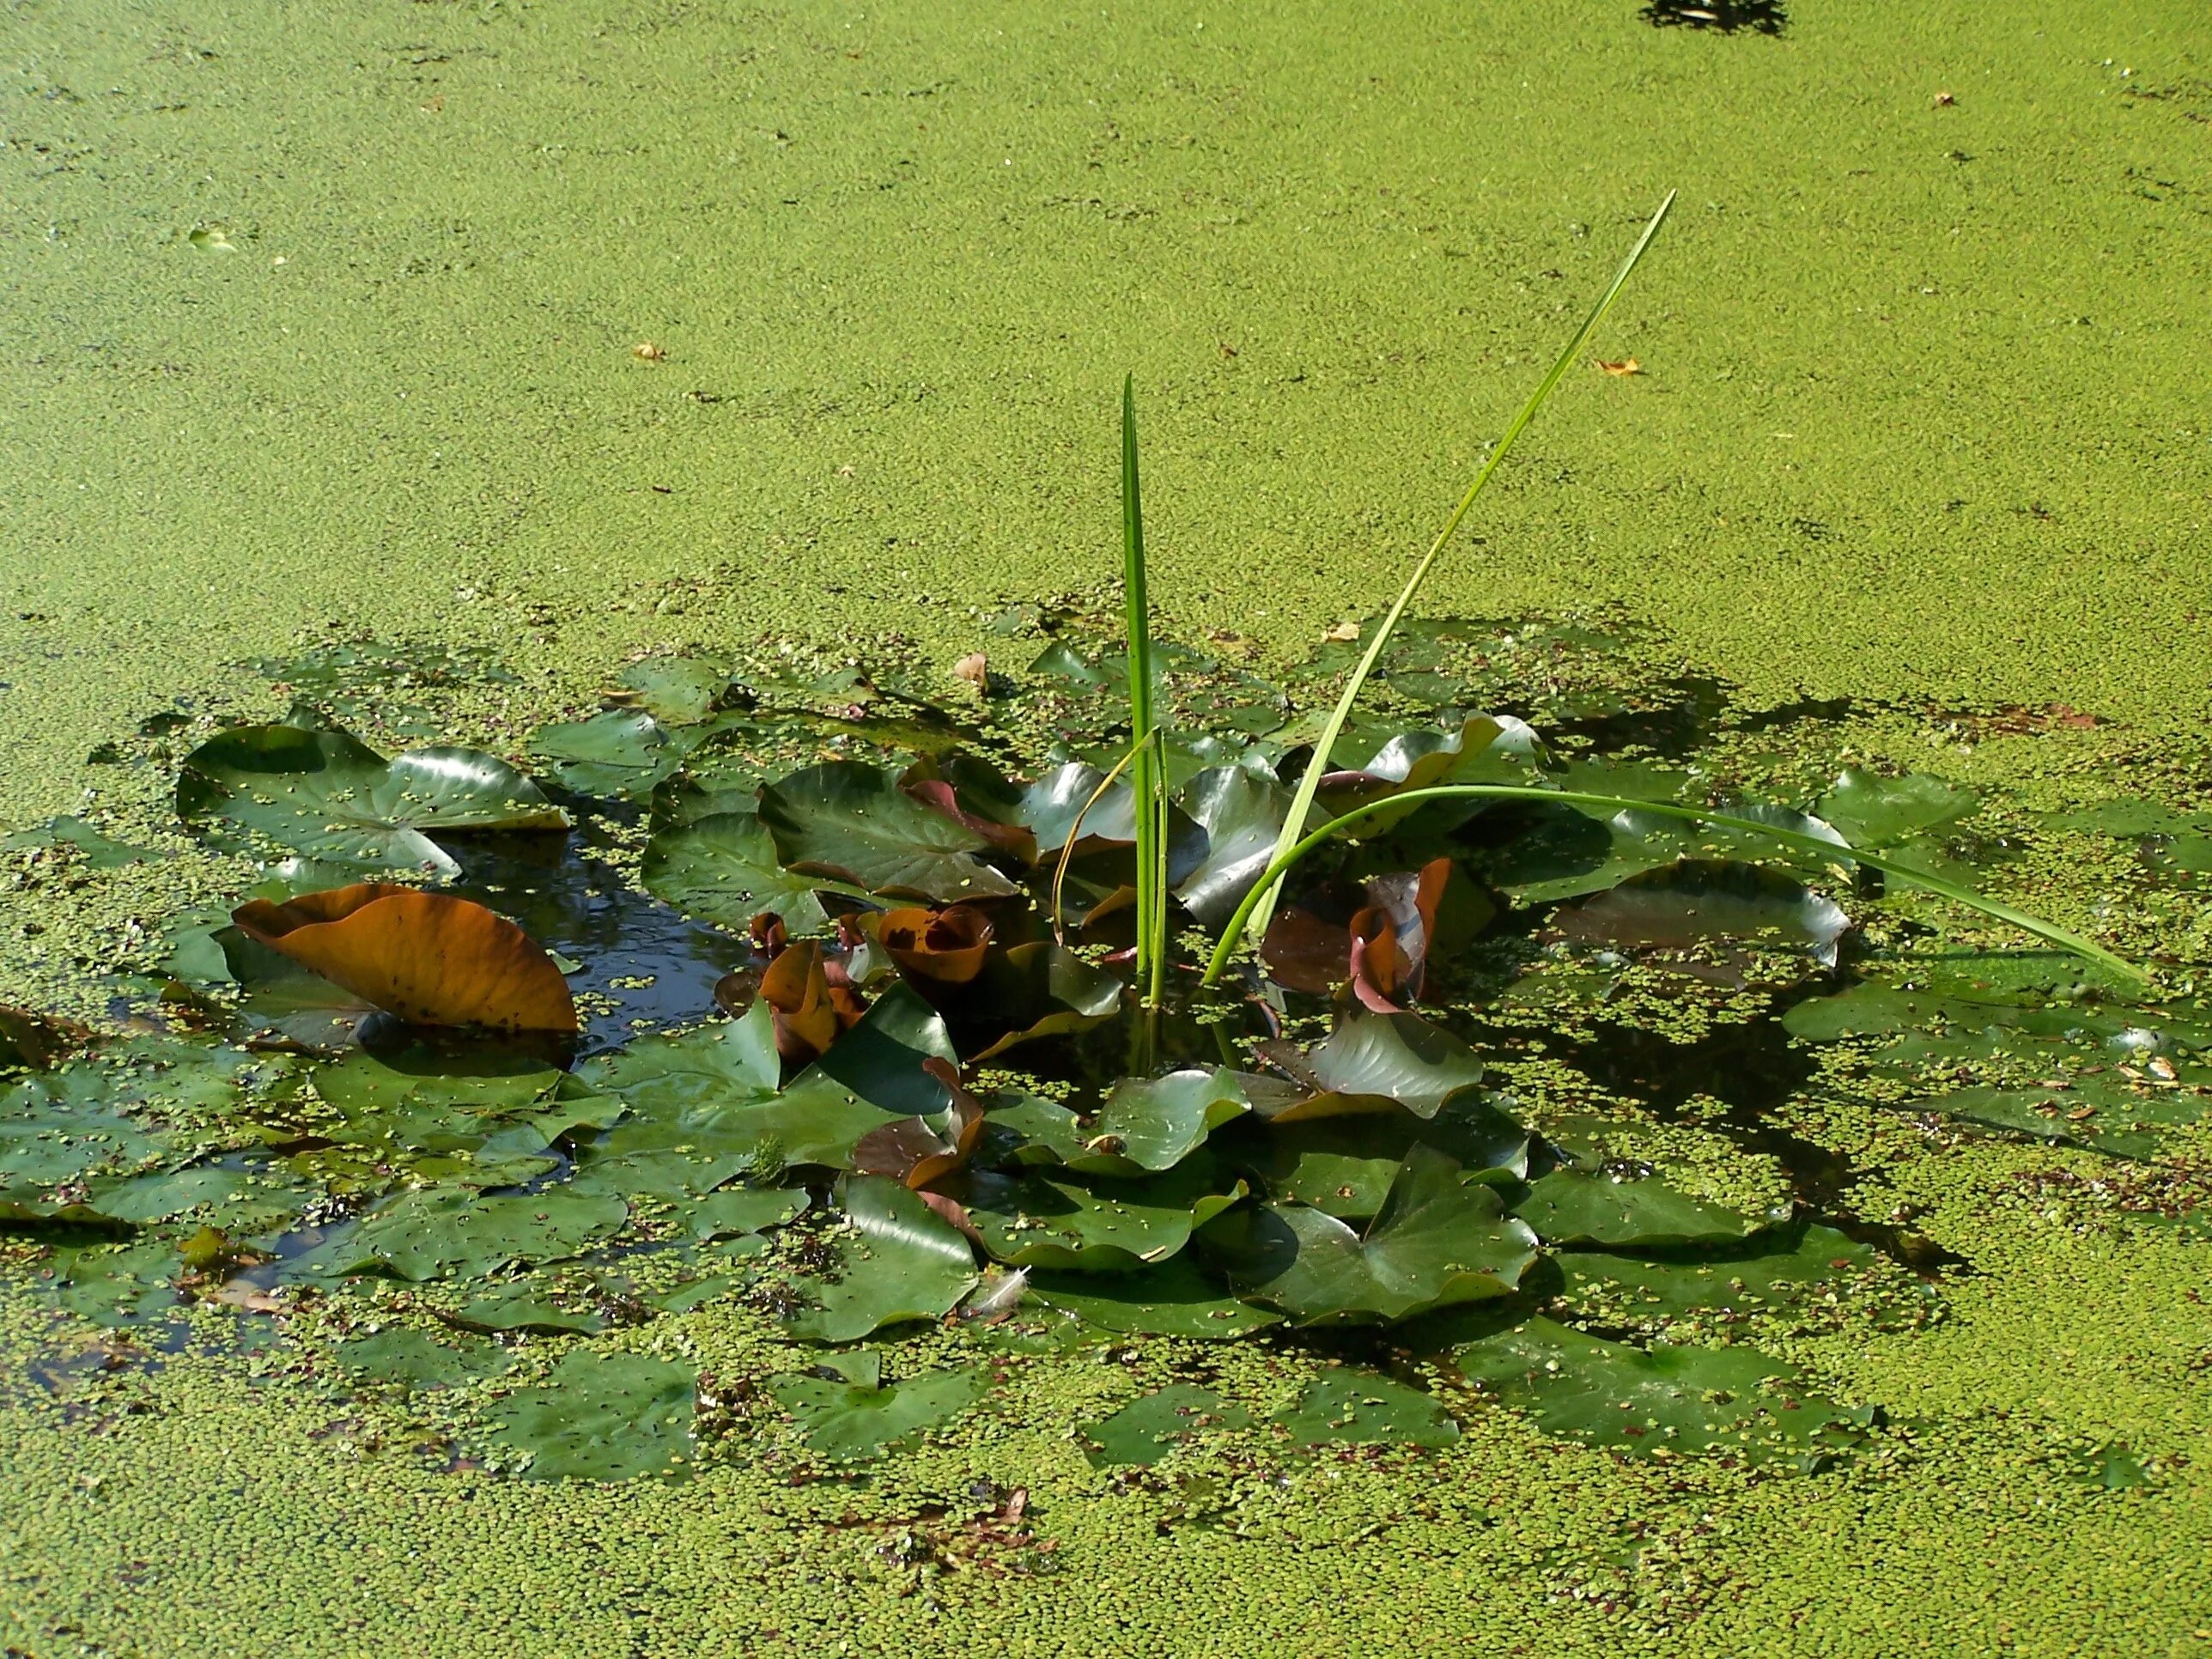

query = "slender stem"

[
  {"left": 1121, "top": 374, "right": 1166, "bottom": 1001},
  {"left": 1048, "top": 734, "right": 1147, "bottom": 945},
  {"left": 1241, "top": 192, "right": 1677, "bottom": 950},
  {"left": 1200, "top": 784, "right": 2149, "bottom": 988}
]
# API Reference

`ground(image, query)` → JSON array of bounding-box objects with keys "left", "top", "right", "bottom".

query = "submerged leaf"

[
  {"left": 1557, "top": 860, "right": 1848, "bottom": 966},
  {"left": 1081, "top": 1383, "right": 1251, "bottom": 1466},
  {"left": 1273, "top": 1370, "right": 1459, "bottom": 1449},
  {"left": 179, "top": 724, "right": 568, "bottom": 874},
  {"left": 1513, "top": 1168, "right": 1766, "bottom": 1249},
  {"left": 232, "top": 884, "right": 578, "bottom": 1033}
]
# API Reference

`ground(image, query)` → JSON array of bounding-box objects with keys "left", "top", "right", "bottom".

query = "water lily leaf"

[
  {"left": 941, "top": 1158, "right": 1246, "bottom": 1273},
  {"left": 0, "top": 815, "right": 160, "bottom": 869},
  {"left": 1221, "top": 1096, "right": 1530, "bottom": 1218},
  {"left": 1557, "top": 860, "right": 1848, "bottom": 966},
  {"left": 779, "top": 1174, "right": 980, "bottom": 1341},
  {"left": 1283, "top": 1012, "right": 1487, "bottom": 1121},
  {"left": 1028, "top": 1255, "right": 1281, "bottom": 1338},
  {"left": 529, "top": 708, "right": 702, "bottom": 799},
  {"left": 84, "top": 1159, "right": 316, "bottom": 1230},
  {"left": 613, "top": 655, "right": 735, "bottom": 725},
  {"left": 962, "top": 942, "right": 1127, "bottom": 1064},
  {"left": 1557, "top": 1224, "right": 1887, "bottom": 1333},
  {"left": 867, "top": 904, "right": 994, "bottom": 988},
  {"left": 233, "top": 884, "right": 578, "bottom": 1034},
  {"left": 680, "top": 1185, "right": 805, "bottom": 1240},
  {"left": 1512, "top": 1168, "right": 1765, "bottom": 1249},
  {"left": 1207, "top": 1146, "right": 1538, "bottom": 1324},
  {"left": 760, "top": 762, "right": 1018, "bottom": 902},
  {"left": 313, "top": 1045, "right": 562, "bottom": 1118},
  {"left": 571, "top": 1000, "right": 781, "bottom": 1116},
  {"left": 1064, "top": 1067, "right": 1257, "bottom": 1176},
  {"left": 771, "top": 1366, "right": 990, "bottom": 1462},
  {"left": 976, "top": 1091, "right": 1091, "bottom": 1168},
  {"left": 1815, "top": 769, "right": 1978, "bottom": 848},
  {"left": 337, "top": 1328, "right": 512, "bottom": 1391},
  {"left": 484, "top": 1351, "right": 697, "bottom": 1480},
  {"left": 641, "top": 811, "right": 836, "bottom": 936},
  {"left": 293, "top": 1186, "right": 628, "bottom": 1281},
  {"left": 36, "top": 1237, "right": 185, "bottom": 1325},
  {"left": 1450, "top": 1316, "right": 1871, "bottom": 1461},
  {"left": 1081, "top": 1383, "right": 1251, "bottom": 1467},
  {"left": 1274, "top": 1371, "right": 1459, "bottom": 1449},
  {"left": 1316, "top": 714, "right": 1542, "bottom": 829},
  {"left": 850, "top": 1061, "right": 987, "bottom": 1188},
  {"left": 1173, "top": 767, "right": 1300, "bottom": 927},
  {"left": 179, "top": 724, "right": 568, "bottom": 875},
  {"left": 0, "top": 1006, "right": 86, "bottom": 1071},
  {"left": 763, "top": 986, "right": 963, "bottom": 1167}
]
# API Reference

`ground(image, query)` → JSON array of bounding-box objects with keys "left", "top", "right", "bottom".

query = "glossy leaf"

[
  {"left": 1028, "top": 1255, "right": 1281, "bottom": 1338},
  {"left": 179, "top": 724, "right": 568, "bottom": 875},
  {"left": 779, "top": 1175, "right": 980, "bottom": 1341},
  {"left": 529, "top": 708, "right": 702, "bottom": 799},
  {"left": 760, "top": 762, "right": 1019, "bottom": 902},
  {"left": 641, "top": 811, "right": 836, "bottom": 936},
  {"left": 1207, "top": 1146, "right": 1539, "bottom": 1323},
  {"left": 1284, "top": 1012, "right": 1487, "bottom": 1121},
  {"left": 293, "top": 1186, "right": 627, "bottom": 1281},
  {"left": 940, "top": 1158, "right": 1246, "bottom": 1273}
]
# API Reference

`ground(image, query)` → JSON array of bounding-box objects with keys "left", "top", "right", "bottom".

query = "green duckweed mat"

[{"left": 4, "top": 1, "right": 2210, "bottom": 1654}]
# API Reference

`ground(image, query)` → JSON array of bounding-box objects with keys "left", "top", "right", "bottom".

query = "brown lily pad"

[{"left": 231, "top": 884, "right": 577, "bottom": 1034}]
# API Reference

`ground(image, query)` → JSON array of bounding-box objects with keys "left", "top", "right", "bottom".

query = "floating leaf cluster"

[{"left": 2, "top": 617, "right": 2193, "bottom": 1480}]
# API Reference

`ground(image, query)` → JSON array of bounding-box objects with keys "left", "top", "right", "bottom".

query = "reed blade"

[{"left": 1236, "top": 191, "right": 1677, "bottom": 952}]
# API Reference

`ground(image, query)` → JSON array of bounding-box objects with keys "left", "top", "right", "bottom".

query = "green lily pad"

[
  {"left": 0, "top": 815, "right": 161, "bottom": 869},
  {"left": 1451, "top": 1316, "right": 1872, "bottom": 1461},
  {"left": 779, "top": 1175, "right": 980, "bottom": 1341},
  {"left": 289, "top": 1187, "right": 628, "bottom": 1282},
  {"left": 770, "top": 1365, "right": 990, "bottom": 1461},
  {"left": 761, "top": 987, "right": 963, "bottom": 1167},
  {"left": 178, "top": 723, "right": 568, "bottom": 876},
  {"left": 1081, "top": 1383, "right": 1251, "bottom": 1467},
  {"left": 1064, "top": 1067, "right": 1256, "bottom": 1175},
  {"left": 1220, "top": 1096, "right": 1529, "bottom": 1219},
  {"left": 617, "top": 655, "right": 735, "bottom": 725},
  {"left": 1209, "top": 1146, "right": 1539, "bottom": 1324},
  {"left": 570, "top": 1001, "right": 782, "bottom": 1116},
  {"left": 1557, "top": 860, "right": 1849, "bottom": 963},
  {"left": 943, "top": 1159, "right": 1247, "bottom": 1273},
  {"left": 1557, "top": 1224, "right": 1890, "bottom": 1333},
  {"left": 313, "top": 1046, "right": 562, "bottom": 1118},
  {"left": 83, "top": 1160, "right": 317, "bottom": 1230},
  {"left": 1291, "top": 1012, "right": 1487, "bottom": 1120},
  {"left": 641, "top": 811, "right": 836, "bottom": 934},
  {"left": 759, "top": 762, "right": 1018, "bottom": 902},
  {"left": 962, "top": 942, "right": 1127, "bottom": 1063},
  {"left": 528, "top": 708, "right": 703, "bottom": 799},
  {"left": 36, "top": 1238, "right": 185, "bottom": 1325},
  {"left": 1815, "top": 769, "right": 1978, "bottom": 848},
  {"left": 1028, "top": 1255, "right": 1281, "bottom": 1338},
  {"left": 484, "top": 1351, "right": 697, "bottom": 1480},
  {"left": 1174, "top": 767, "right": 1299, "bottom": 927},
  {"left": 1513, "top": 1168, "right": 1766, "bottom": 1249},
  {"left": 1273, "top": 1370, "right": 1459, "bottom": 1449},
  {"left": 336, "top": 1327, "right": 513, "bottom": 1391},
  {"left": 1316, "top": 714, "right": 1542, "bottom": 829}
]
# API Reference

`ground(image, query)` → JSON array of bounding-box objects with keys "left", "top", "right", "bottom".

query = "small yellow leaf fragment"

[
  {"left": 633, "top": 341, "right": 666, "bottom": 363},
  {"left": 1597, "top": 356, "right": 1642, "bottom": 377},
  {"left": 1322, "top": 621, "right": 1361, "bottom": 643}
]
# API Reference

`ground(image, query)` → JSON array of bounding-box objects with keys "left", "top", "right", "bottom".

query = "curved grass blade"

[
  {"left": 1241, "top": 192, "right": 1677, "bottom": 950},
  {"left": 1202, "top": 784, "right": 2148, "bottom": 989}
]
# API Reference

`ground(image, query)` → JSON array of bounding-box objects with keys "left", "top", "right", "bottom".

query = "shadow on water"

[{"left": 1641, "top": 0, "right": 1788, "bottom": 34}]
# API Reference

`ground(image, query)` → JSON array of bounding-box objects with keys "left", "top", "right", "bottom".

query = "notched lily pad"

[
  {"left": 760, "top": 762, "right": 1019, "bottom": 902},
  {"left": 776, "top": 1175, "right": 980, "bottom": 1341}
]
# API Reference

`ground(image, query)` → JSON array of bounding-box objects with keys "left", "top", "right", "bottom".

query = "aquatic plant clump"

[{"left": 3, "top": 605, "right": 2198, "bottom": 1481}]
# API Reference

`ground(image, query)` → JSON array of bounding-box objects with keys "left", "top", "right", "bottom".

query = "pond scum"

[{"left": 3, "top": 602, "right": 2206, "bottom": 1483}]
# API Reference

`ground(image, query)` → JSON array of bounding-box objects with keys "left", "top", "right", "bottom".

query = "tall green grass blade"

[
  {"left": 1238, "top": 191, "right": 1677, "bottom": 949},
  {"left": 1199, "top": 783, "right": 2149, "bottom": 990},
  {"left": 1121, "top": 374, "right": 1169, "bottom": 1003}
]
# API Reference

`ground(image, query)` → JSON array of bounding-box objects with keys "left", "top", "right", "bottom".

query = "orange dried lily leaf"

[
  {"left": 759, "top": 938, "right": 866, "bottom": 1066},
  {"left": 1596, "top": 356, "right": 1642, "bottom": 376},
  {"left": 230, "top": 884, "right": 578, "bottom": 1035},
  {"left": 869, "top": 904, "right": 995, "bottom": 989},
  {"left": 850, "top": 1059, "right": 988, "bottom": 1189}
]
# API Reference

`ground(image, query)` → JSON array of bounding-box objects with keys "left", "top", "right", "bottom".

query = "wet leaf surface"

[
  {"left": 776, "top": 1176, "right": 980, "bottom": 1341},
  {"left": 1273, "top": 1370, "right": 1458, "bottom": 1449},
  {"left": 772, "top": 1365, "right": 990, "bottom": 1461},
  {"left": 761, "top": 763, "right": 1020, "bottom": 902},
  {"left": 1081, "top": 1383, "right": 1251, "bottom": 1466}
]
